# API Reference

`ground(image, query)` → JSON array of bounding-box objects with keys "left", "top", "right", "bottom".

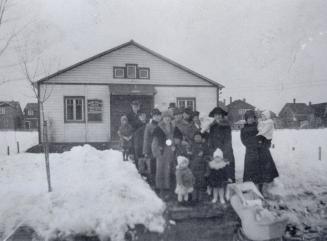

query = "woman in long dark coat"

[
  {"left": 151, "top": 111, "right": 175, "bottom": 198},
  {"left": 208, "top": 107, "right": 236, "bottom": 182},
  {"left": 241, "top": 110, "right": 279, "bottom": 191}
]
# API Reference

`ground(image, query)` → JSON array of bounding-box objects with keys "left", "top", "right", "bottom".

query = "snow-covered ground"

[
  {"left": 0, "top": 131, "right": 38, "bottom": 156},
  {"left": 0, "top": 145, "right": 165, "bottom": 241},
  {"left": 0, "top": 129, "right": 327, "bottom": 240}
]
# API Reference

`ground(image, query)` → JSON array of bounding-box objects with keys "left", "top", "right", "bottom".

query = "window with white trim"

[
  {"left": 0, "top": 107, "right": 5, "bottom": 115},
  {"left": 113, "top": 67, "right": 125, "bottom": 78},
  {"left": 138, "top": 68, "right": 150, "bottom": 79},
  {"left": 87, "top": 99, "right": 103, "bottom": 122},
  {"left": 177, "top": 98, "right": 196, "bottom": 111},
  {"left": 64, "top": 97, "right": 85, "bottom": 122}
]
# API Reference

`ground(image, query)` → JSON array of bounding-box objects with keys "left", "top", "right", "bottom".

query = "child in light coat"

[
  {"left": 257, "top": 110, "right": 274, "bottom": 147},
  {"left": 175, "top": 156, "right": 195, "bottom": 204},
  {"left": 207, "top": 148, "right": 229, "bottom": 204}
]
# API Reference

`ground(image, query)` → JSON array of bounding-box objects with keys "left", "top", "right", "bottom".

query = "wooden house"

[
  {"left": 226, "top": 98, "right": 255, "bottom": 129},
  {"left": 36, "top": 40, "right": 224, "bottom": 143},
  {"left": 278, "top": 99, "right": 315, "bottom": 128},
  {"left": 0, "top": 101, "right": 23, "bottom": 129},
  {"left": 23, "top": 103, "right": 39, "bottom": 129},
  {"left": 310, "top": 102, "right": 327, "bottom": 127}
]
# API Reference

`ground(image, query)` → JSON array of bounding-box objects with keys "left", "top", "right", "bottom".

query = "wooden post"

[
  {"left": 43, "top": 121, "right": 52, "bottom": 192},
  {"left": 17, "top": 142, "right": 20, "bottom": 153},
  {"left": 7, "top": 146, "right": 9, "bottom": 156},
  {"left": 292, "top": 147, "right": 295, "bottom": 151},
  {"left": 319, "top": 146, "right": 322, "bottom": 161}
]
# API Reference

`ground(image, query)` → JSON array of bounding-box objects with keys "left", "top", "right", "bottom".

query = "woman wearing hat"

[
  {"left": 241, "top": 110, "right": 279, "bottom": 192},
  {"left": 208, "top": 107, "right": 236, "bottom": 182},
  {"left": 151, "top": 110, "right": 175, "bottom": 198}
]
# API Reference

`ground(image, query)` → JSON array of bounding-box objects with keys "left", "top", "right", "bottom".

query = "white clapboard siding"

[
  {"left": 154, "top": 86, "right": 217, "bottom": 115},
  {"left": 40, "top": 85, "right": 110, "bottom": 142},
  {"left": 45, "top": 44, "right": 213, "bottom": 86}
]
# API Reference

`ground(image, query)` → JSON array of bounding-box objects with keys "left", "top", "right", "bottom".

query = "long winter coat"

[
  {"left": 143, "top": 120, "right": 159, "bottom": 157},
  {"left": 175, "top": 119, "right": 198, "bottom": 144},
  {"left": 133, "top": 123, "right": 146, "bottom": 160},
  {"left": 208, "top": 120, "right": 235, "bottom": 181},
  {"left": 151, "top": 121, "right": 175, "bottom": 189},
  {"left": 241, "top": 123, "right": 279, "bottom": 184},
  {"left": 189, "top": 142, "right": 210, "bottom": 190}
]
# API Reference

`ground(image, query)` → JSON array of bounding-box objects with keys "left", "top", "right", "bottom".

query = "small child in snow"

[
  {"left": 175, "top": 156, "right": 195, "bottom": 204},
  {"left": 207, "top": 148, "right": 229, "bottom": 204},
  {"left": 257, "top": 110, "right": 274, "bottom": 147},
  {"left": 117, "top": 115, "right": 133, "bottom": 161}
]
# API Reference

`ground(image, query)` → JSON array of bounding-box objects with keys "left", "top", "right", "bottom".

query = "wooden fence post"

[
  {"left": 43, "top": 121, "right": 52, "bottom": 192},
  {"left": 17, "top": 141, "right": 20, "bottom": 153},
  {"left": 7, "top": 146, "right": 9, "bottom": 156},
  {"left": 319, "top": 146, "right": 322, "bottom": 161}
]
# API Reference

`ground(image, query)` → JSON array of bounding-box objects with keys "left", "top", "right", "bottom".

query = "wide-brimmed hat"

[
  {"left": 161, "top": 110, "right": 173, "bottom": 119},
  {"left": 151, "top": 108, "right": 161, "bottom": 116},
  {"left": 168, "top": 102, "right": 176, "bottom": 109},
  {"left": 209, "top": 107, "right": 228, "bottom": 117},
  {"left": 244, "top": 110, "right": 256, "bottom": 121}
]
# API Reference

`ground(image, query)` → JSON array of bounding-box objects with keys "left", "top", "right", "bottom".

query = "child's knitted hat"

[
  {"left": 213, "top": 148, "right": 224, "bottom": 159},
  {"left": 177, "top": 156, "right": 189, "bottom": 167}
]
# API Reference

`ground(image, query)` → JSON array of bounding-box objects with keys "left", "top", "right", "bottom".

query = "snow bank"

[
  {"left": 0, "top": 145, "right": 165, "bottom": 241},
  {"left": 0, "top": 131, "right": 38, "bottom": 156}
]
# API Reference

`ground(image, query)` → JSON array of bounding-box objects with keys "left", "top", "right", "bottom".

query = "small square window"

[
  {"left": 126, "top": 64, "right": 137, "bottom": 79},
  {"left": 177, "top": 98, "right": 196, "bottom": 111},
  {"left": 113, "top": 67, "right": 125, "bottom": 78},
  {"left": 138, "top": 68, "right": 150, "bottom": 79}
]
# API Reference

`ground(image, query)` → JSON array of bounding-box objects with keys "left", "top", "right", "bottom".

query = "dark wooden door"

[{"left": 110, "top": 95, "right": 154, "bottom": 140}]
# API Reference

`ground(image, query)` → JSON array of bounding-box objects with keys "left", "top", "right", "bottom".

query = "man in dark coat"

[
  {"left": 241, "top": 110, "right": 279, "bottom": 192},
  {"left": 208, "top": 107, "right": 236, "bottom": 182},
  {"left": 127, "top": 100, "right": 143, "bottom": 131},
  {"left": 133, "top": 110, "right": 147, "bottom": 167},
  {"left": 143, "top": 108, "right": 162, "bottom": 185},
  {"left": 175, "top": 107, "right": 198, "bottom": 144}
]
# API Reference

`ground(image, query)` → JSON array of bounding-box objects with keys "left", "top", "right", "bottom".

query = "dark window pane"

[
  {"left": 66, "top": 100, "right": 74, "bottom": 120},
  {"left": 75, "top": 101, "right": 83, "bottom": 120},
  {"left": 126, "top": 65, "right": 137, "bottom": 78}
]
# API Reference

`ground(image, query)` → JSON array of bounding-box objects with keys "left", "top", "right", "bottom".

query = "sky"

[{"left": 0, "top": 0, "right": 326, "bottom": 113}]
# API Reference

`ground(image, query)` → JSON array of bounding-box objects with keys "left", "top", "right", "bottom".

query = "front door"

[{"left": 110, "top": 95, "right": 154, "bottom": 140}]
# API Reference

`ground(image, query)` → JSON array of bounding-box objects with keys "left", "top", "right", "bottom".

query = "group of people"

[{"left": 118, "top": 100, "right": 279, "bottom": 205}]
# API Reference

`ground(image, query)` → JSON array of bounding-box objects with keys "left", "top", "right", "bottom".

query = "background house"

[
  {"left": 37, "top": 40, "right": 224, "bottom": 143},
  {"left": 23, "top": 103, "right": 39, "bottom": 130},
  {"left": 278, "top": 99, "right": 315, "bottom": 128},
  {"left": 226, "top": 98, "right": 256, "bottom": 129},
  {"left": 0, "top": 101, "right": 23, "bottom": 130},
  {"left": 310, "top": 102, "right": 327, "bottom": 128}
]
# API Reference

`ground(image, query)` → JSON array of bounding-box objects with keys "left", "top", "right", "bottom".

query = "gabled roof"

[
  {"left": 37, "top": 40, "right": 224, "bottom": 88},
  {"left": 279, "top": 103, "right": 314, "bottom": 116},
  {"left": 0, "top": 101, "right": 21, "bottom": 110},
  {"left": 311, "top": 102, "right": 327, "bottom": 118},
  {"left": 226, "top": 99, "right": 256, "bottom": 109},
  {"left": 24, "top": 103, "right": 38, "bottom": 111}
]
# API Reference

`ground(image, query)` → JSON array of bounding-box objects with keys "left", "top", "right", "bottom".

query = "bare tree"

[{"left": 20, "top": 54, "right": 56, "bottom": 192}]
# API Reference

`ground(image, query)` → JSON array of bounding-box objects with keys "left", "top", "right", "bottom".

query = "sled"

[{"left": 227, "top": 182, "right": 288, "bottom": 241}]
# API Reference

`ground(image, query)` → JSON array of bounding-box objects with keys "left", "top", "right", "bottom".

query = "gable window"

[
  {"left": 87, "top": 99, "right": 103, "bottom": 122},
  {"left": 138, "top": 68, "right": 150, "bottom": 79},
  {"left": 27, "top": 109, "right": 34, "bottom": 116},
  {"left": 113, "top": 67, "right": 125, "bottom": 78},
  {"left": 126, "top": 64, "right": 137, "bottom": 79},
  {"left": 64, "top": 97, "right": 85, "bottom": 122},
  {"left": 0, "top": 107, "right": 5, "bottom": 115},
  {"left": 177, "top": 97, "right": 196, "bottom": 111}
]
